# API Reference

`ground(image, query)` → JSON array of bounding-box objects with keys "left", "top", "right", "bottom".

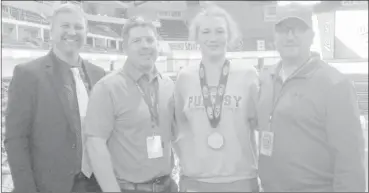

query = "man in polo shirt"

[
  {"left": 84, "top": 17, "right": 177, "bottom": 192},
  {"left": 257, "top": 3, "right": 366, "bottom": 192}
]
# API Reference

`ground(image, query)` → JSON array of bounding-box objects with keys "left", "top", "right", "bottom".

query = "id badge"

[
  {"left": 260, "top": 131, "right": 274, "bottom": 156},
  {"left": 146, "top": 135, "right": 163, "bottom": 159}
]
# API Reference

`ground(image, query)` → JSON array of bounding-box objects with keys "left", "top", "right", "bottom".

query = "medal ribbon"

[
  {"left": 199, "top": 60, "right": 230, "bottom": 128},
  {"left": 136, "top": 80, "right": 160, "bottom": 127}
]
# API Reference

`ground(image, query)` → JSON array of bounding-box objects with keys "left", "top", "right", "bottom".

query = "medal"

[
  {"left": 199, "top": 60, "right": 230, "bottom": 149},
  {"left": 218, "top": 84, "right": 224, "bottom": 96},
  {"left": 207, "top": 107, "right": 214, "bottom": 119},
  {"left": 211, "top": 93, "right": 216, "bottom": 104},
  {"left": 202, "top": 86, "right": 209, "bottom": 98},
  {"left": 207, "top": 132, "right": 224, "bottom": 149},
  {"left": 214, "top": 105, "right": 221, "bottom": 118},
  {"left": 199, "top": 67, "right": 205, "bottom": 78},
  {"left": 199, "top": 60, "right": 230, "bottom": 128},
  {"left": 223, "top": 65, "right": 229, "bottom": 76}
]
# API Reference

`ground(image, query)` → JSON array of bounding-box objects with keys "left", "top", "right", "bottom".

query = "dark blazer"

[{"left": 4, "top": 51, "right": 106, "bottom": 192}]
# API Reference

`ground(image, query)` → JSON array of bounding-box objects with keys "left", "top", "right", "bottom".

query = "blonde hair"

[
  {"left": 50, "top": 3, "right": 87, "bottom": 29},
  {"left": 188, "top": 4, "right": 241, "bottom": 49}
]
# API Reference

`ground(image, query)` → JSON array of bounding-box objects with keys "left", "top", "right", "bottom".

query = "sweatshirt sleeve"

[{"left": 325, "top": 78, "right": 366, "bottom": 192}]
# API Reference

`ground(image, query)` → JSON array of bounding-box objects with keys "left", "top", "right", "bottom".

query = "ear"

[
  {"left": 84, "top": 22, "right": 89, "bottom": 35},
  {"left": 308, "top": 30, "right": 315, "bottom": 45},
  {"left": 311, "top": 31, "right": 315, "bottom": 40},
  {"left": 50, "top": 23, "right": 54, "bottom": 33},
  {"left": 122, "top": 39, "right": 128, "bottom": 50},
  {"left": 49, "top": 24, "right": 54, "bottom": 41},
  {"left": 156, "top": 39, "right": 160, "bottom": 48},
  {"left": 273, "top": 35, "right": 278, "bottom": 48}
]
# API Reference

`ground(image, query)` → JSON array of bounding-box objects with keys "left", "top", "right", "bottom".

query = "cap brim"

[{"left": 275, "top": 16, "right": 312, "bottom": 28}]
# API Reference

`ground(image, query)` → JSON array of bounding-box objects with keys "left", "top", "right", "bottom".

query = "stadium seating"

[
  {"left": 2, "top": 11, "right": 14, "bottom": 20},
  {"left": 2, "top": 36, "right": 39, "bottom": 49},
  {"left": 158, "top": 19, "right": 189, "bottom": 41},
  {"left": 89, "top": 25, "right": 120, "bottom": 39}
]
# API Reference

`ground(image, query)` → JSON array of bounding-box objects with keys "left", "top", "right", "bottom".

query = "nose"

[
  {"left": 140, "top": 40, "right": 150, "bottom": 48},
  {"left": 286, "top": 30, "right": 295, "bottom": 40},
  {"left": 209, "top": 32, "right": 218, "bottom": 42},
  {"left": 286, "top": 29, "right": 295, "bottom": 40}
]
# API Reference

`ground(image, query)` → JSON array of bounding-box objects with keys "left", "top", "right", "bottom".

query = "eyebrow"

[
  {"left": 201, "top": 27, "right": 225, "bottom": 31},
  {"left": 132, "top": 35, "right": 154, "bottom": 38},
  {"left": 59, "top": 21, "right": 84, "bottom": 25},
  {"left": 129, "top": 36, "right": 155, "bottom": 41}
]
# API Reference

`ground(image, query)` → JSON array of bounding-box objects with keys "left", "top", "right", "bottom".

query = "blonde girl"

[{"left": 172, "top": 4, "right": 260, "bottom": 192}]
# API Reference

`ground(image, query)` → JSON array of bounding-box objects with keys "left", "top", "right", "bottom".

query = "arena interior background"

[{"left": 1, "top": 1, "right": 368, "bottom": 192}]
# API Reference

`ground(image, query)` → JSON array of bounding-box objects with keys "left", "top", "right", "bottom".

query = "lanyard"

[
  {"left": 268, "top": 57, "right": 315, "bottom": 129},
  {"left": 136, "top": 79, "right": 160, "bottom": 127},
  {"left": 199, "top": 60, "right": 230, "bottom": 128}
]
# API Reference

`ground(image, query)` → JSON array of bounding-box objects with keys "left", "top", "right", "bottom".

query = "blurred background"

[{"left": 1, "top": 1, "right": 368, "bottom": 192}]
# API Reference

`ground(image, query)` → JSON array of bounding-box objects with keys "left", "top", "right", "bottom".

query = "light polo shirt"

[
  {"left": 84, "top": 63, "right": 175, "bottom": 183},
  {"left": 173, "top": 60, "right": 259, "bottom": 183},
  {"left": 257, "top": 55, "right": 366, "bottom": 192}
]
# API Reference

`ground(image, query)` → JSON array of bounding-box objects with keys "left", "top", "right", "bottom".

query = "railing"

[
  {"left": 2, "top": 5, "right": 49, "bottom": 25},
  {"left": 1, "top": 78, "right": 13, "bottom": 192},
  {"left": 1, "top": 54, "right": 368, "bottom": 192}
]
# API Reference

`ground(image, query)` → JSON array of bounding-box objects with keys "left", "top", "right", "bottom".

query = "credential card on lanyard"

[
  {"left": 260, "top": 131, "right": 274, "bottom": 157},
  {"left": 146, "top": 135, "right": 163, "bottom": 159}
]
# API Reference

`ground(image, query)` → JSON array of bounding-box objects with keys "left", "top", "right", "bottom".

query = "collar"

[
  {"left": 123, "top": 61, "right": 161, "bottom": 82},
  {"left": 270, "top": 52, "right": 322, "bottom": 80},
  {"left": 49, "top": 49, "right": 83, "bottom": 70}
]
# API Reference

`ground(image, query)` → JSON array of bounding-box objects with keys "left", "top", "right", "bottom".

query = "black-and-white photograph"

[{"left": 1, "top": 1, "right": 368, "bottom": 192}]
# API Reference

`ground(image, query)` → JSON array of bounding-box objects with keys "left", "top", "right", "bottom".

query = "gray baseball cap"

[{"left": 275, "top": 3, "right": 313, "bottom": 28}]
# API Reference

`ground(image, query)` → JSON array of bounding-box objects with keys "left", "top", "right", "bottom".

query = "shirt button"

[{"left": 72, "top": 144, "right": 76, "bottom": 149}]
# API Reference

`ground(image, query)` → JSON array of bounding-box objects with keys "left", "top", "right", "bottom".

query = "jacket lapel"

[
  {"left": 83, "top": 61, "right": 100, "bottom": 88},
  {"left": 44, "top": 52, "right": 75, "bottom": 132}
]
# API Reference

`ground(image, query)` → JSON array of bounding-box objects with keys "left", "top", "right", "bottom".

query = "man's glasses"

[{"left": 275, "top": 23, "right": 310, "bottom": 36}]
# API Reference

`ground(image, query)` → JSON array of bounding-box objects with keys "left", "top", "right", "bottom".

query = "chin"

[
  {"left": 279, "top": 50, "right": 300, "bottom": 59},
  {"left": 140, "top": 62, "right": 155, "bottom": 70},
  {"left": 208, "top": 50, "right": 225, "bottom": 57},
  {"left": 61, "top": 46, "right": 81, "bottom": 55},
  {"left": 281, "top": 54, "right": 300, "bottom": 60}
]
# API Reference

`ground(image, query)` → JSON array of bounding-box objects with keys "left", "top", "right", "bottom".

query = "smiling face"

[
  {"left": 51, "top": 10, "right": 86, "bottom": 56},
  {"left": 274, "top": 18, "right": 314, "bottom": 59},
  {"left": 125, "top": 26, "right": 158, "bottom": 72},
  {"left": 196, "top": 15, "right": 229, "bottom": 57}
]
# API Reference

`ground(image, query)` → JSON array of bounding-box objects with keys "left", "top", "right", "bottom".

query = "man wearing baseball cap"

[{"left": 256, "top": 3, "right": 366, "bottom": 192}]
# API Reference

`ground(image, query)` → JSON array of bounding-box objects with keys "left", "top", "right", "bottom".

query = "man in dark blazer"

[{"left": 4, "top": 3, "right": 105, "bottom": 192}]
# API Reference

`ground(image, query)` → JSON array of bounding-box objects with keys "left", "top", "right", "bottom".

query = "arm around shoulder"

[
  {"left": 84, "top": 81, "right": 121, "bottom": 192},
  {"left": 246, "top": 67, "right": 260, "bottom": 131},
  {"left": 171, "top": 70, "right": 190, "bottom": 143}
]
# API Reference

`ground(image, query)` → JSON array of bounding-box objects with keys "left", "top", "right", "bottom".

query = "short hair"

[
  {"left": 121, "top": 17, "right": 158, "bottom": 43},
  {"left": 188, "top": 4, "right": 241, "bottom": 48},
  {"left": 50, "top": 3, "right": 87, "bottom": 28}
]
